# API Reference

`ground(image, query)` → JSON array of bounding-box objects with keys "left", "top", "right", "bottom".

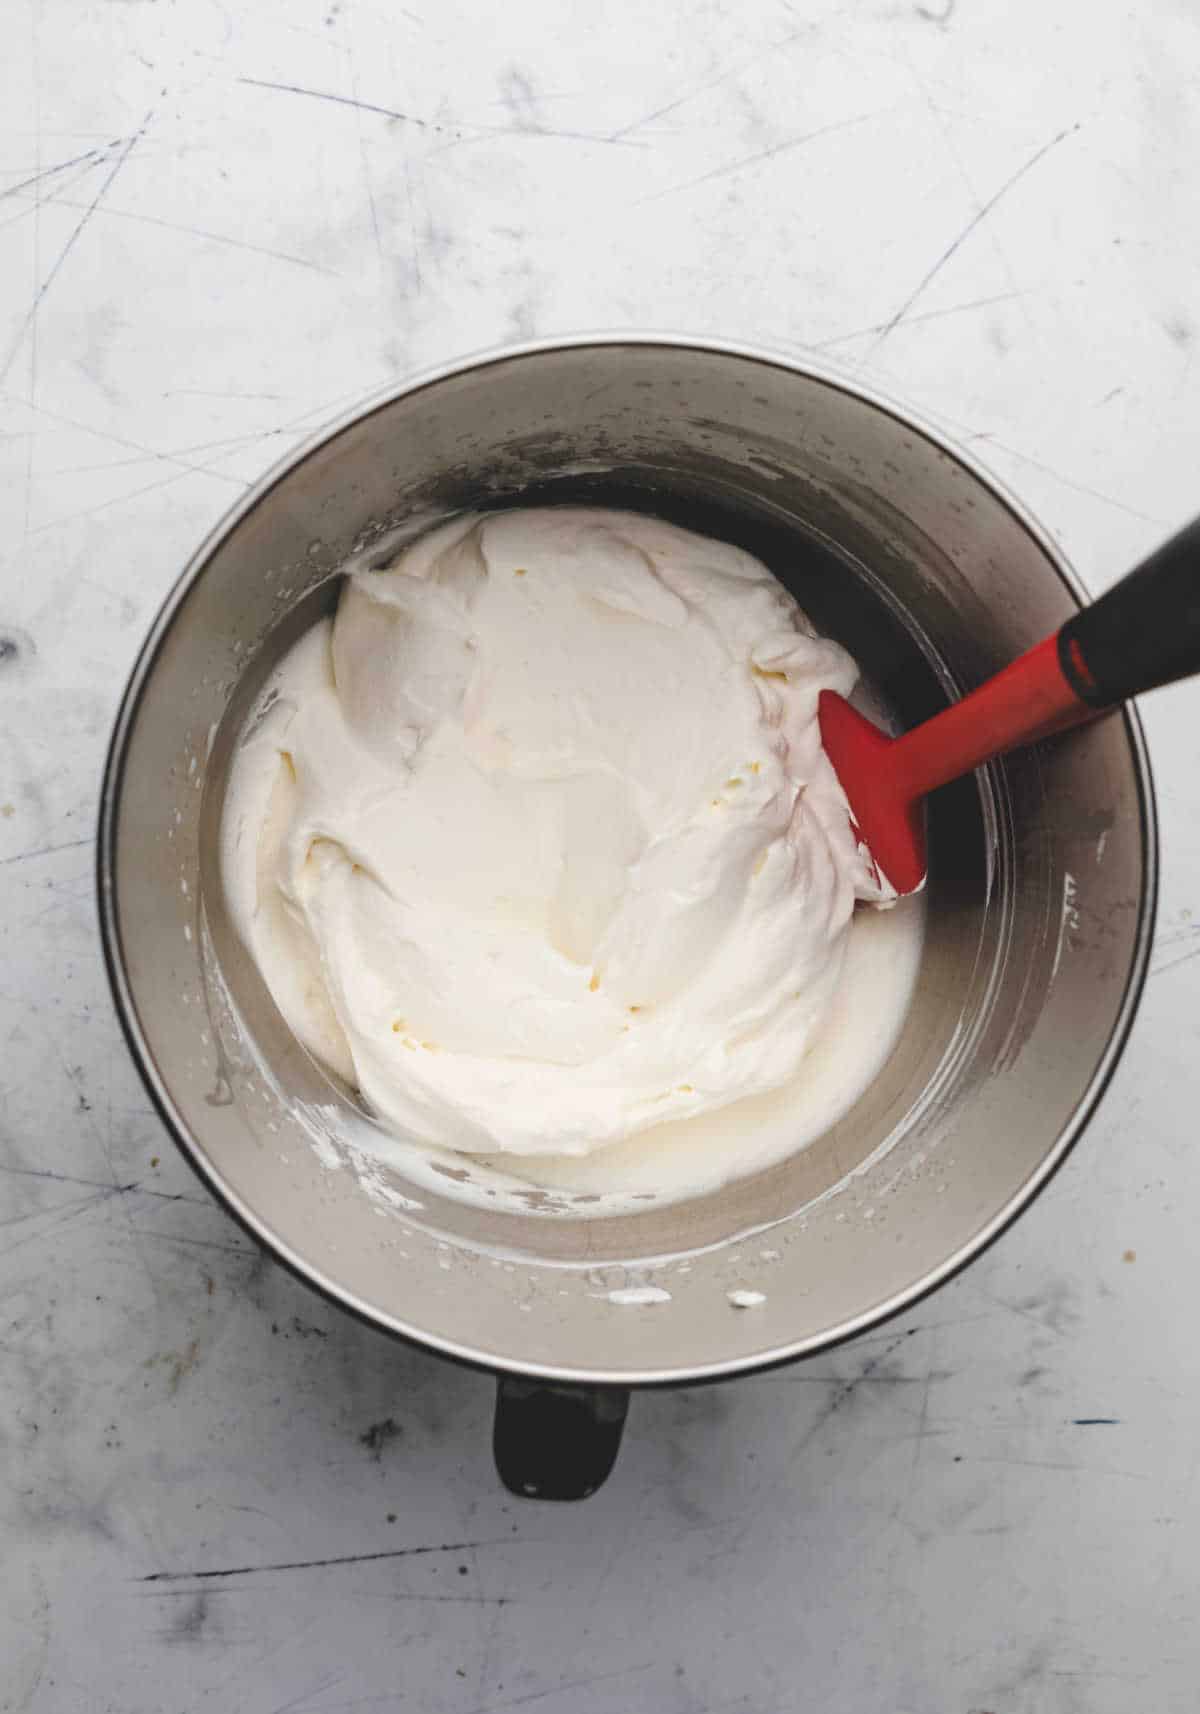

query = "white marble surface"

[{"left": 3, "top": 1, "right": 1199, "bottom": 1709}]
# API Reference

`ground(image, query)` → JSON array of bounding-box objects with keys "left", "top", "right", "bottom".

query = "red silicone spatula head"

[
  {"left": 818, "top": 515, "right": 1200, "bottom": 896},
  {"left": 818, "top": 691, "right": 927, "bottom": 894}
]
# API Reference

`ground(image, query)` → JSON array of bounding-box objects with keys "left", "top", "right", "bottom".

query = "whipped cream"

[{"left": 221, "top": 508, "right": 893, "bottom": 1161}]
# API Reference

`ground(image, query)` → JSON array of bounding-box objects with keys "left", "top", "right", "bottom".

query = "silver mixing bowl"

[{"left": 98, "top": 337, "right": 1155, "bottom": 1497}]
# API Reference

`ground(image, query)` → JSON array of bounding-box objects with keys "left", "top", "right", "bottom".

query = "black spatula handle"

[{"left": 1058, "top": 516, "right": 1200, "bottom": 707}]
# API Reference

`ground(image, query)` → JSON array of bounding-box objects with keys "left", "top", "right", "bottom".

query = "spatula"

[{"left": 818, "top": 515, "right": 1200, "bottom": 894}]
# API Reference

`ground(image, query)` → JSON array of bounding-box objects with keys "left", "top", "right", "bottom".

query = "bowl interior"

[{"left": 102, "top": 341, "right": 1153, "bottom": 1382}]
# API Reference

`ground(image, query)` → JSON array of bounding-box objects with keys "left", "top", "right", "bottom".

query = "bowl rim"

[{"left": 96, "top": 332, "right": 1159, "bottom": 1386}]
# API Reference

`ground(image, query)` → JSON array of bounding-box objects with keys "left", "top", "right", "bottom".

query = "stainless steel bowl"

[{"left": 99, "top": 337, "right": 1155, "bottom": 1495}]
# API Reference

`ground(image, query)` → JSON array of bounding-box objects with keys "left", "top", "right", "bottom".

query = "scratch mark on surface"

[
  {"left": 50, "top": 422, "right": 302, "bottom": 473},
  {"left": 0, "top": 1188, "right": 127, "bottom": 1256},
  {"left": 34, "top": 1039, "right": 167, "bottom": 1331},
  {"left": 0, "top": 389, "right": 251, "bottom": 487},
  {"left": 898, "top": 51, "right": 1034, "bottom": 336},
  {"left": 360, "top": 1591, "right": 515, "bottom": 1607},
  {"left": 28, "top": 450, "right": 253, "bottom": 536},
  {"left": 1044, "top": 1668, "right": 1150, "bottom": 1683},
  {"left": 138, "top": 1541, "right": 509, "bottom": 1583},
  {"left": 486, "top": 122, "right": 647, "bottom": 147},
  {"left": 0, "top": 1163, "right": 209, "bottom": 1207},
  {"left": 972, "top": 1285, "right": 1069, "bottom": 1338},
  {"left": 165, "top": 388, "right": 290, "bottom": 402},
  {"left": 343, "top": 16, "right": 385, "bottom": 270},
  {"left": 21, "top": 5, "right": 42, "bottom": 542},
  {"left": 607, "top": 85, "right": 715, "bottom": 142},
  {"left": 0, "top": 112, "right": 153, "bottom": 387},
  {"left": 131, "top": 1231, "right": 260, "bottom": 1259},
  {"left": 1149, "top": 941, "right": 1200, "bottom": 979},
  {"left": 973, "top": 1454, "right": 1147, "bottom": 1479},
  {"left": 607, "top": 24, "right": 814, "bottom": 140},
  {"left": 761, "top": 1370, "right": 944, "bottom": 1386},
  {"left": 0, "top": 835, "right": 94, "bottom": 867},
  {"left": 1152, "top": 921, "right": 1200, "bottom": 953},
  {"left": 25, "top": 381, "right": 360, "bottom": 534},
  {"left": 640, "top": 112, "right": 875, "bottom": 203},
  {"left": 910, "top": 1337, "right": 938, "bottom": 1481},
  {"left": 403, "top": 151, "right": 423, "bottom": 288},
  {"left": 256, "top": 1675, "right": 344, "bottom": 1714},
  {"left": 237, "top": 76, "right": 435, "bottom": 130},
  {"left": 0, "top": 147, "right": 101, "bottom": 204},
  {"left": 0, "top": 202, "right": 41, "bottom": 239},
  {"left": 788, "top": 1331, "right": 922, "bottom": 1446},
  {"left": 813, "top": 290, "right": 1025, "bottom": 349},
  {"left": 865, "top": 123, "right": 1080, "bottom": 362},
  {"left": 29, "top": 199, "right": 339, "bottom": 276},
  {"left": 459, "top": 1664, "right": 657, "bottom": 1714},
  {"left": 967, "top": 435, "right": 1164, "bottom": 525},
  {"left": 0, "top": 1183, "right": 121, "bottom": 1232}
]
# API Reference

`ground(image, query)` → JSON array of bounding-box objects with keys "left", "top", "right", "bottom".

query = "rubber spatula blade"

[{"left": 819, "top": 515, "right": 1200, "bottom": 895}]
